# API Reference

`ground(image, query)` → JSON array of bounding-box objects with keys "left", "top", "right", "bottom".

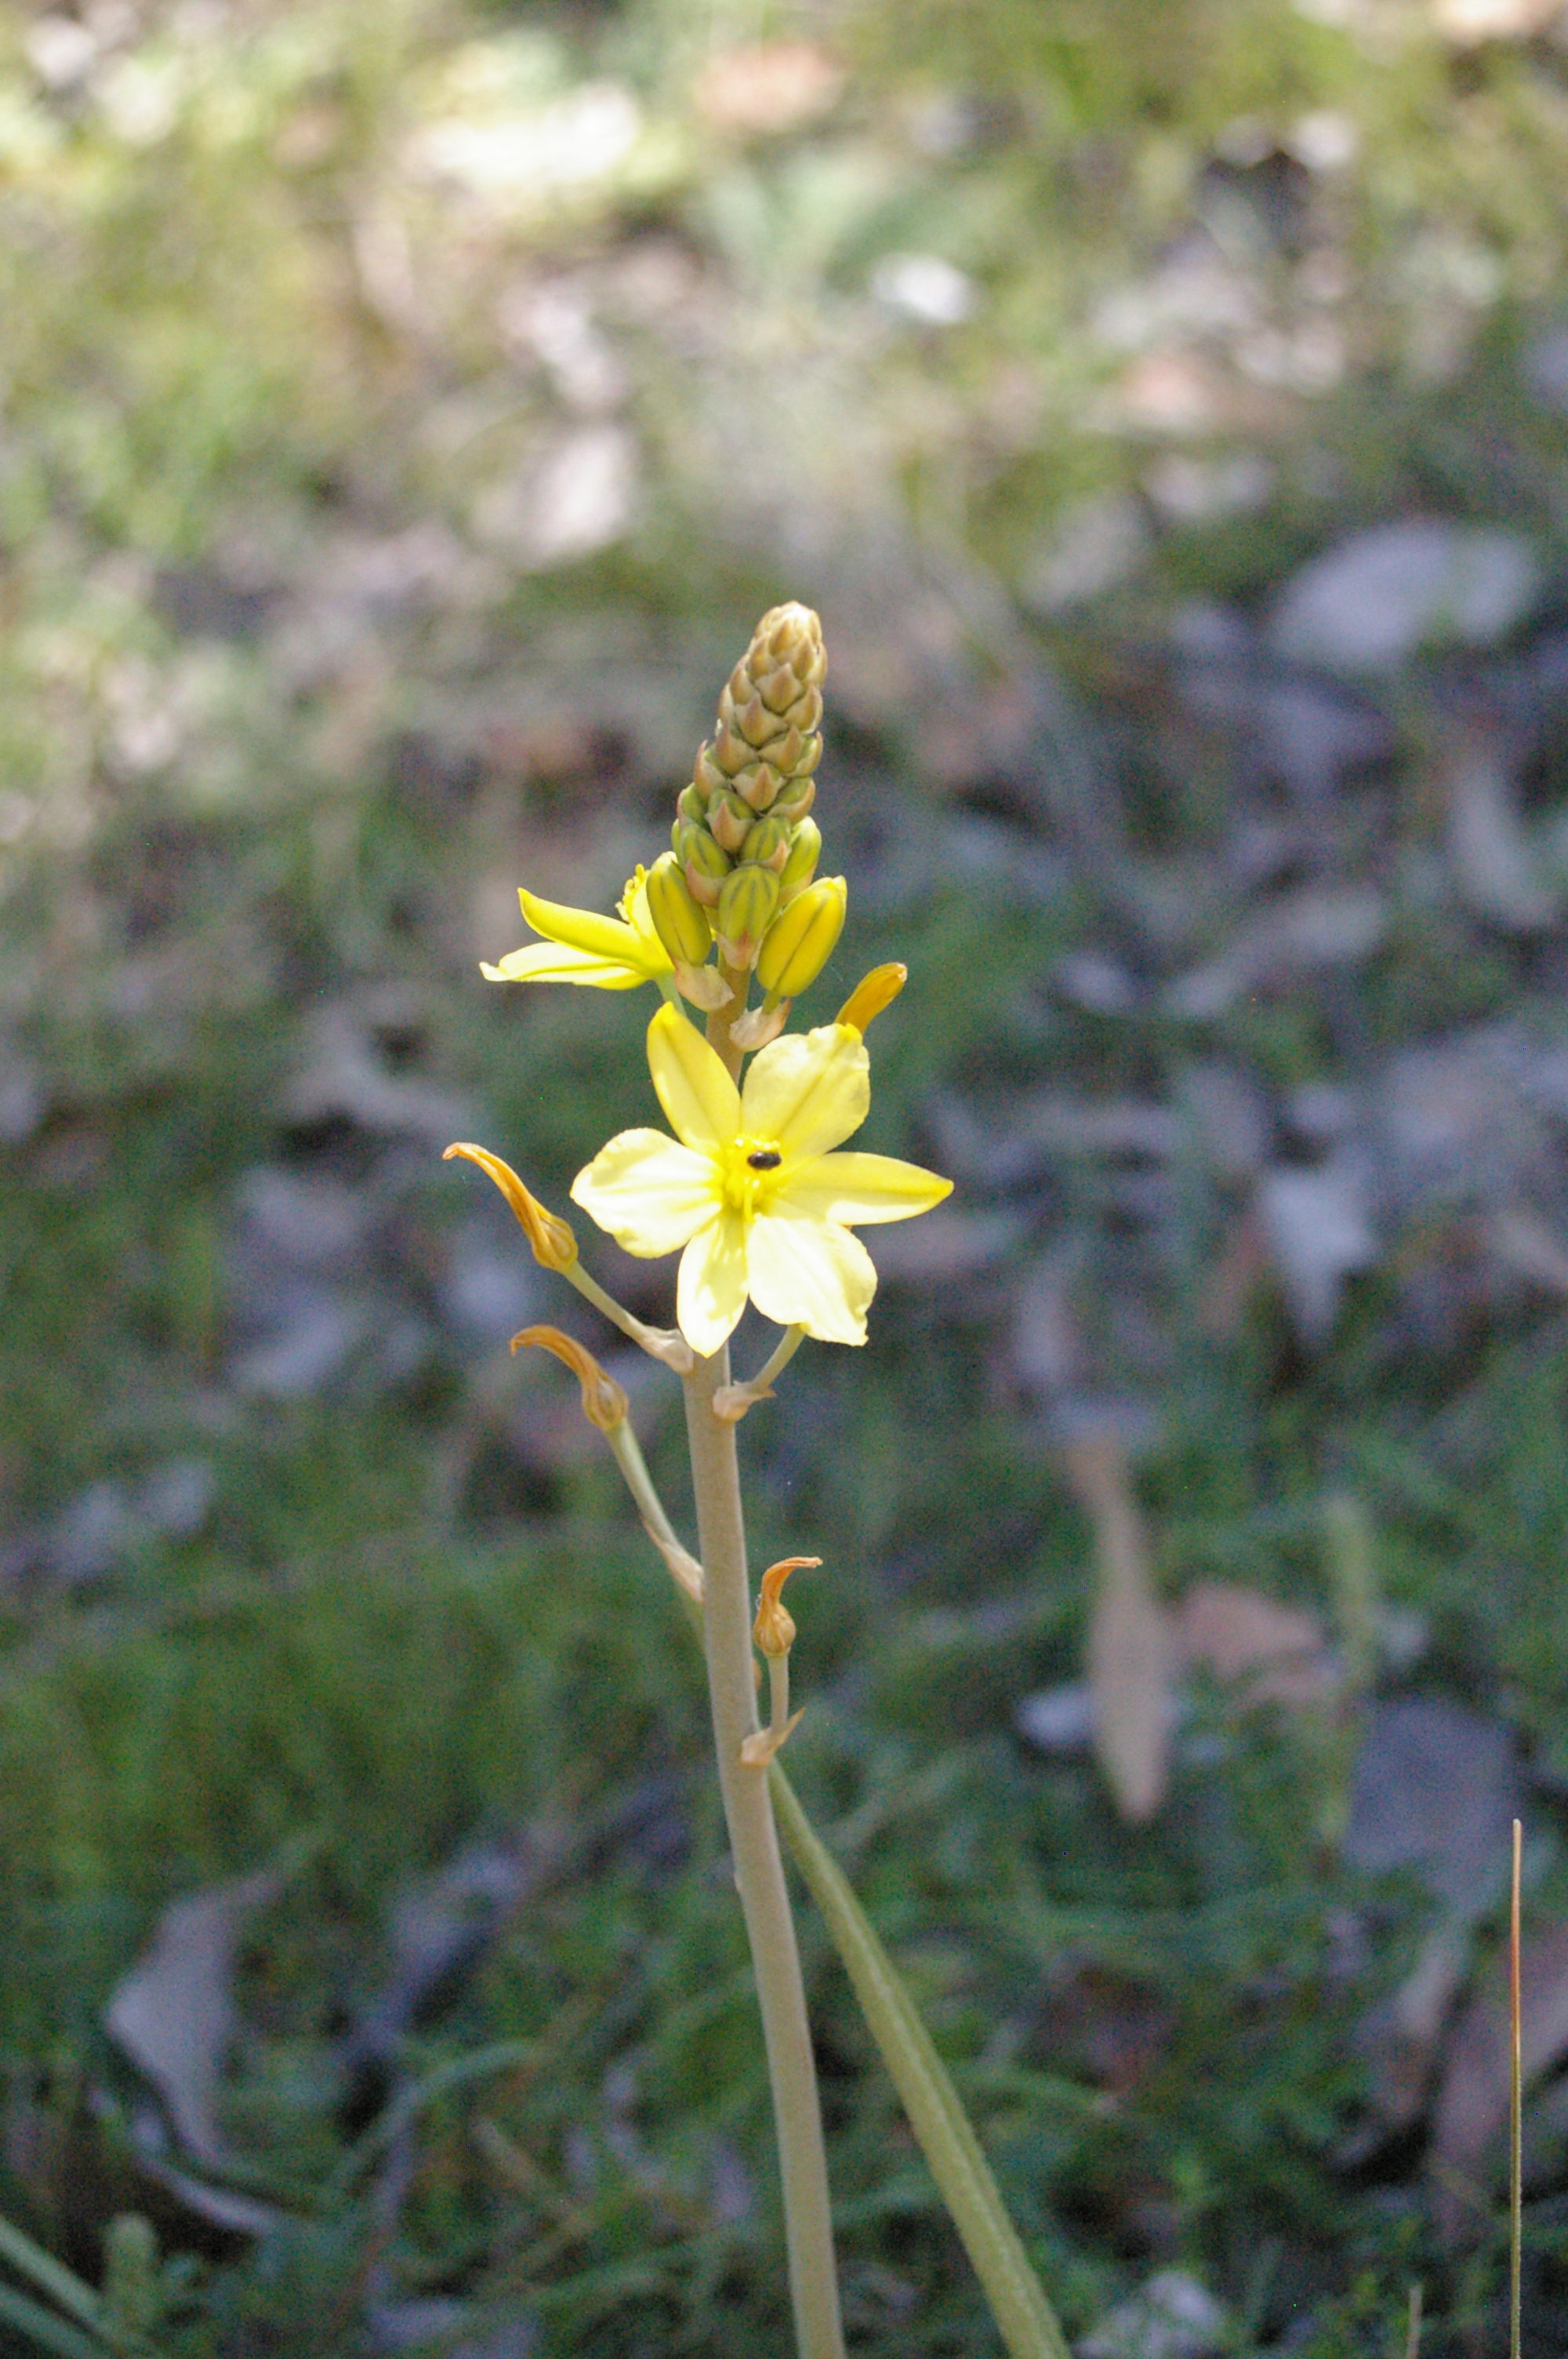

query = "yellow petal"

[
  {"left": 781, "top": 1151, "right": 953, "bottom": 1227},
  {"left": 746, "top": 1209, "right": 876, "bottom": 1345},
  {"left": 677, "top": 1210, "right": 749, "bottom": 1356},
  {"left": 646, "top": 1004, "right": 741, "bottom": 1154},
  {"left": 741, "top": 1023, "right": 869, "bottom": 1161},
  {"left": 518, "top": 886, "right": 670, "bottom": 976},
  {"left": 622, "top": 869, "right": 668, "bottom": 958},
  {"left": 483, "top": 943, "right": 648, "bottom": 987},
  {"left": 570, "top": 1129, "right": 716, "bottom": 1256}
]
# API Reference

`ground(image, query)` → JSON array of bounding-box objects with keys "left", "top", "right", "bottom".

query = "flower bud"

[
  {"left": 741, "top": 814, "right": 790, "bottom": 874},
  {"left": 675, "top": 781, "right": 706, "bottom": 827},
  {"left": 694, "top": 741, "right": 727, "bottom": 801},
  {"left": 713, "top": 718, "right": 753, "bottom": 778},
  {"left": 644, "top": 851, "right": 712, "bottom": 966},
  {"left": 716, "top": 860, "right": 781, "bottom": 969},
  {"left": 679, "top": 823, "right": 731, "bottom": 907},
  {"left": 756, "top": 874, "right": 845, "bottom": 997},
  {"left": 768, "top": 774, "right": 816, "bottom": 825},
  {"left": 707, "top": 789, "right": 753, "bottom": 856},
  {"left": 735, "top": 760, "right": 781, "bottom": 812},
  {"left": 836, "top": 961, "right": 906, "bottom": 1034},
  {"left": 777, "top": 816, "right": 821, "bottom": 903}
]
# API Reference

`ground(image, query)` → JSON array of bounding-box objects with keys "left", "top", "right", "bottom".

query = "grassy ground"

[{"left": 4, "top": 0, "right": 1568, "bottom": 2350}]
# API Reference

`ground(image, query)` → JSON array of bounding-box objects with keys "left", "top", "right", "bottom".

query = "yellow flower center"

[{"left": 718, "top": 1136, "right": 786, "bottom": 1217}]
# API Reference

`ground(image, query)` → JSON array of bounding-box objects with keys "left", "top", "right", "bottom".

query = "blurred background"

[{"left": 5, "top": 0, "right": 1568, "bottom": 2350}]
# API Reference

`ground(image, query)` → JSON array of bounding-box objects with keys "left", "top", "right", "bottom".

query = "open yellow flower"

[
  {"left": 481, "top": 868, "right": 673, "bottom": 990},
  {"left": 571, "top": 1003, "right": 952, "bottom": 1355}
]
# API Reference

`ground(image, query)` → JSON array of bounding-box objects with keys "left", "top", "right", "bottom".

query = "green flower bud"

[
  {"left": 777, "top": 816, "right": 822, "bottom": 903},
  {"left": 756, "top": 874, "right": 846, "bottom": 998},
  {"left": 645, "top": 851, "right": 713, "bottom": 965},
  {"left": 676, "top": 782, "right": 706, "bottom": 827},
  {"left": 679, "top": 823, "right": 731, "bottom": 907},
  {"left": 735, "top": 761, "right": 781, "bottom": 812},
  {"left": 769, "top": 773, "right": 816, "bottom": 825},
  {"left": 694, "top": 741, "right": 727, "bottom": 801},
  {"left": 712, "top": 718, "right": 753, "bottom": 778},
  {"left": 716, "top": 861, "right": 781, "bottom": 970},
  {"left": 741, "top": 813, "right": 790, "bottom": 874},
  {"left": 707, "top": 790, "right": 753, "bottom": 856}
]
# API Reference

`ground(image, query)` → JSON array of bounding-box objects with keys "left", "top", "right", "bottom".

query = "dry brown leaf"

[
  {"left": 1064, "top": 1434, "right": 1171, "bottom": 1823},
  {"left": 1430, "top": 1921, "right": 1568, "bottom": 2241},
  {"left": 1174, "top": 1579, "right": 1337, "bottom": 1707},
  {"left": 106, "top": 1868, "right": 281, "bottom": 2167}
]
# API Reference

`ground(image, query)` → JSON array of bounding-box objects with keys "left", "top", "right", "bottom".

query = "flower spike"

[
  {"left": 443, "top": 1143, "right": 578, "bottom": 1271},
  {"left": 511, "top": 1325, "right": 629, "bottom": 1434}
]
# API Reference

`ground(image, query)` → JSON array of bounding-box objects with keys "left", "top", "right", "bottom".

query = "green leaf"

[{"left": 770, "top": 1765, "right": 1073, "bottom": 2359}]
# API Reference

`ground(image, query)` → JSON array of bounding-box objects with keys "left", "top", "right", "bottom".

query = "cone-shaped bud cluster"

[{"left": 676, "top": 603, "right": 831, "bottom": 977}]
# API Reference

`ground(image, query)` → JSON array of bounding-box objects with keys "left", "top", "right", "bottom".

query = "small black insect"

[{"left": 747, "top": 1149, "right": 782, "bottom": 1170}]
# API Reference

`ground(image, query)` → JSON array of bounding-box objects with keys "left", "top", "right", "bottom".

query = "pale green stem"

[
  {"left": 594, "top": 1408, "right": 1068, "bottom": 2358},
  {"left": 769, "top": 1766, "right": 1073, "bottom": 2359},
  {"left": 561, "top": 1260, "right": 692, "bottom": 1373},
  {"left": 682, "top": 1347, "right": 845, "bottom": 2359},
  {"left": 706, "top": 957, "right": 751, "bottom": 1076},
  {"left": 1511, "top": 1816, "right": 1523, "bottom": 2359},
  {"left": 715, "top": 1323, "right": 808, "bottom": 1421},
  {"left": 768, "top": 1652, "right": 791, "bottom": 1740},
  {"left": 602, "top": 1418, "right": 704, "bottom": 1602}
]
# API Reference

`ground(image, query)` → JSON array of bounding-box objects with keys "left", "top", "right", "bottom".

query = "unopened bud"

[
  {"left": 835, "top": 961, "right": 906, "bottom": 1035},
  {"left": 675, "top": 782, "right": 706, "bottom": 827},
  {"left": 695, "top": 741, "right": 727, "bottom": 800},
  {"left": 758, "top": 603, "right": 826, "bottom": 688},
  {"left": 742, "top": 814, "right": 790, "bottom": 874},
  {"left": 713, "top": 718, "right": 753, "bottom": 778},
  {"left": 679, "top": 823, "right": 731, "bottom": 907},
  {"left": 758, "top": 663, "right": 803, "bottom": 715},
  {"left": 645, "top": 851, "right": 712, "bottom": 965},
  {"left": 768, "top": 773, "right": 816, "bottom": 825},
  {"left": 511, "top": 1325, "right": 629, "bottom": 1433},
  {"left": 444, "top": 1144, "right": 577, "bottom": 1271},
  {"left": 777, "top": 816, "right": 821, "bottom": 903},
  {"left": 756, "top": 874, "right": 846, "bottom": 998},
  {"left": 708, "top": 789, "right": 753, "bottom": 856},
  {"left": 753, "top": 1556, "right": 819, "bottom": 1658},
  {"left": 735, "top": 761, "right": 782, "bottom": 813},
  {"left": 716, "top": 862, "right": 780, "bottom": 969}
]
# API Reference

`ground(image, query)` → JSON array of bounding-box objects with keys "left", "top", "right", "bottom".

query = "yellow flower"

[
  {"left": 481, "top": 868, "right": 673, "bottom": 990},
  {"left": 570, "top": 1003, "right": 952, "bottom": 1355}
]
